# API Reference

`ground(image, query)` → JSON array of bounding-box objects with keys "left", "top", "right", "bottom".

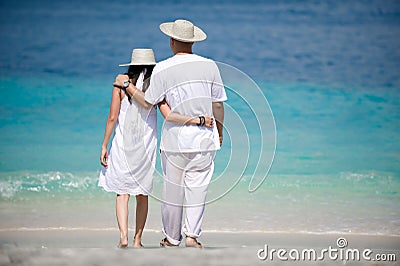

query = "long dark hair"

[{"left": 125, "top": 65, "right": 154, "bottom": 102}]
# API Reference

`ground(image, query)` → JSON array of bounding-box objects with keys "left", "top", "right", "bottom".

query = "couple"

[{"left": 98, "top": 19, "right": 227, "bottom": 248}]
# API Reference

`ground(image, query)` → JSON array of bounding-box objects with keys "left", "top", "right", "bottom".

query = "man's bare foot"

[
  {"left": 133, "top": 238, "right": 144, "bottom": 248},
  {"left": 118, "top": 235, "right": 128, "bottom": 248},
  {"left": 185, "top": 237, "right": 202, "bottom": 248},
  {"left": 160, "top": 238, "right": 179, "bottom": 247}
]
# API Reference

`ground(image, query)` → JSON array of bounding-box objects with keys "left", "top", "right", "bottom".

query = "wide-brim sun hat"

[
  {"left": 159, "top": 19, "right": 207, "bottom": 43},
  {"left": 119, "top": 48, "right": 156, "bottom": 67}
]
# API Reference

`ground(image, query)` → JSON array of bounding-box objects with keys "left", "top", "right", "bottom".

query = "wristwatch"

[{"left": 123, "top": 80, "right": 130, "bottom": 88}]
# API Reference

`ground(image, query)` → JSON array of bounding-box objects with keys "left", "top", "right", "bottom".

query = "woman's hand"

[
  {"left": 113, "top": 74, "right": 130, "bottom": 88},
  {"left": 100, "top": 146, "right": 108, "bottom": 167},
  {"left": 203, "top": 116, "right": 214, "bottom": 128}
]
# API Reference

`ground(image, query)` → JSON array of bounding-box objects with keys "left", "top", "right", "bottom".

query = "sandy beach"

[{"left": 0, "top": 230, "right": 399, "bottom": 265}]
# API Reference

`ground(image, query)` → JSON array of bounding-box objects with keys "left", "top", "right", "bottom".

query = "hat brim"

[
  {"left": 159, "top": 22, "right": 207, "bottom": 42},
  {"left": 119, "top": 62, "right": 156, "bottom": 67}
]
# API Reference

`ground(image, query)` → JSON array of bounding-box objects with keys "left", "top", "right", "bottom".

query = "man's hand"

[{"left": 113, "top": 74, "right": 130, "bottom": 88}]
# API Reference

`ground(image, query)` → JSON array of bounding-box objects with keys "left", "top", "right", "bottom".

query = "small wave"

[
  {"left": 1, "top": 170, "right": 399, "bottom": 200},
  {"left": 0, "top": 171, "right": 101, "bottom": 200}
]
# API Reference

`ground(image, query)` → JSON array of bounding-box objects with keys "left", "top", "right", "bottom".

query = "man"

[{"left": 114, "top": 19, "right": 226, "bottom": 248}]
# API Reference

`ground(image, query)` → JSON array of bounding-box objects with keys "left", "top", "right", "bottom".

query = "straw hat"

[
  {"left": 119, "top": 48, "right": 156, "bottom": 67},
  {"left": 159, "top": 19, "right": 207, "bottom": 43}
]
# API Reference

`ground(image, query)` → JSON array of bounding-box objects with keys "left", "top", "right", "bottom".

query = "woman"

[{"left": 98, "top": 49, "right": 213, "bottom": 248}]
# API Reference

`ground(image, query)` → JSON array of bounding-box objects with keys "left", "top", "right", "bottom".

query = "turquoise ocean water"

[{"left": 0, "top": 0, "right": 399, "bottom": 235}]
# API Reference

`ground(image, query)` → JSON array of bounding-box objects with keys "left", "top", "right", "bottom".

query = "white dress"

[{"left": 98, "top": 72, "right": 157, "bottom": 195}]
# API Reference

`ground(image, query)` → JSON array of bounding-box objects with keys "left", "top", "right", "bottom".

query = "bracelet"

[
  {"left": 132, "top": 86, "right": 138, "bottom": 97},
  {"left": 197, "top": 116, "right": 205, "bottom": 126}
]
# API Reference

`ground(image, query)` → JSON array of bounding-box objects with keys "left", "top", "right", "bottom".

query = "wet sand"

[{"left": 0, "top": 230, "right": 399, "bottom": 265}]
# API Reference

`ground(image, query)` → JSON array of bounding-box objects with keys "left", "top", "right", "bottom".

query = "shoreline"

[{"left": 0, "top": 227, "right": 399, "bottom": 237}]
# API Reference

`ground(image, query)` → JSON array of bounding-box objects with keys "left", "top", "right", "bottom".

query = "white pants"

[{"left": 161, "top": 151, "right": 215, "bottom": 245}]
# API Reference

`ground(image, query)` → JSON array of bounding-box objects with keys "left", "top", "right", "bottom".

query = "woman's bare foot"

[
  {"left": 118, "top": 235, "right": 128, "bottom": 248},
  {"left": 185, "top": 237, "right": 202, "bottom": 248}
]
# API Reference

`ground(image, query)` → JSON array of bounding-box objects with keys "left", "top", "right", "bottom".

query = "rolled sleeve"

[{"left": 211, "top": 65, "right": 227, "bottom": 102}]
